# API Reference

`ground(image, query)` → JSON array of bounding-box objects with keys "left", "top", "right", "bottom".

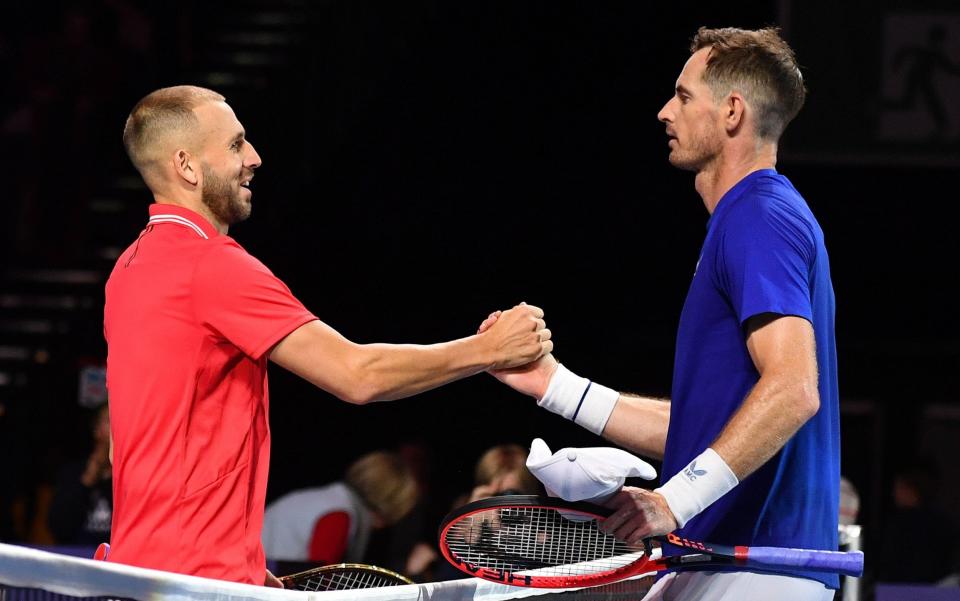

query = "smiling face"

[
  {"left": 193, "top": 100, "right": 261, "bottom": 226},
  {"left": 656, "top": 47, "right": 725, "bottom": 173}
]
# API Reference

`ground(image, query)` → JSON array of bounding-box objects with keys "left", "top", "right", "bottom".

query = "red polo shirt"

[{"left": 103, "top": 204, "right": 316, "bottom": 583}]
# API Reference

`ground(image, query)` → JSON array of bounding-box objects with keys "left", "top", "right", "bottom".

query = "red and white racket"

[{"left": 438, "top": 495, "right": 863, "bottom": 588}]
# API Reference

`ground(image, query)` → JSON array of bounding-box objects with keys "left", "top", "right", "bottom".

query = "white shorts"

[{"left": 642, "top": 571, "right": 835, "bottom": 601}]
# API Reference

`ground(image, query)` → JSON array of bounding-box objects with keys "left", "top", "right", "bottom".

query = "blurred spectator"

[
  {"left": 410, "top": 442, "right": 543, "bottom": 581},
  {"left": 464, "top": 443, "right": 542, "bottom": 502},
  {"left": 363, "top": 440, "right": 434, "bottom": 576},
  {"left": 48, "top": 403, "right": 113, "bottom": 545},
  {"left": 262, "top": 451, "right": 419, "bottom": 574},
  {"left": 838, "top": 476, "right": 860, "bottom": 526},
  {"left": 876, "top": 459, "right": 959, "bottom": 583}
]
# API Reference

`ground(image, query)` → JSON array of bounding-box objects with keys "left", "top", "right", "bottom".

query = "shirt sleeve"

[
  {"left": 717, "top": 194, "right": 815, "bottom": 327},
  {"left": 193, "top": 241, "right": 318, "bottom": 359}
]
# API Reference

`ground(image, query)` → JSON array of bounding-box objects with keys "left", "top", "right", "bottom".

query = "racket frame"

[
  {"left": 438, "top": 495, "right": 863, "bottom": 588},
  {"left": 279, "top": 562, "right": 413, "bottom": 591}
]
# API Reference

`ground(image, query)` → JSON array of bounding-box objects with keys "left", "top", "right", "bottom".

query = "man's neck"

[
  {"left": 695, "top": 143, "right": 778, "bottom": 214},
  {"left": 152, "top": 193, "right": 229, "bottom": 235}
]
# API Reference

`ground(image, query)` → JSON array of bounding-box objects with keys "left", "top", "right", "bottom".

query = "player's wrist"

[
  {"left": 532, "top": 358, "right": 560, "bottom": 399},
  {"left": 654, "top": 448, "right": 738, "bottom": 528},
  {"left": 471, "top": 329, "right": 500, "bottom": 372},
  {"left": 537, "top": 364, "right": 618, "bottom": 435}
]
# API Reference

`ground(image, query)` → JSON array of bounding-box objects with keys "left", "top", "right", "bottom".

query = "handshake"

[{"left": 474, "top": 303, "right": 559, "bottom": 400}]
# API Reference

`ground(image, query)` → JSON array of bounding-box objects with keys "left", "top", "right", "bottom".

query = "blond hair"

[
  {"left": 345, "top": 451, "right": 419, "bottom": 525},
  {"left": 474, "top": 444, "right": 540, "bottom": 494},
  {"left": 122, "top": 85, "right": 225, "bottom": 180},
  {"left": 691, "top": 27, "right": 806, "bottom": 141}
]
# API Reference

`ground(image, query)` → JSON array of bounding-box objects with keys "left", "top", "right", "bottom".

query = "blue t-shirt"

[{"left": 662, "top": 169, "right": 840, "bottom": 588}]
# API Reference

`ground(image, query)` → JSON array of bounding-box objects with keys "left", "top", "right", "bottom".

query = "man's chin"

[{"left": 668, "top": 153, "right": 701, "bottom": 172}]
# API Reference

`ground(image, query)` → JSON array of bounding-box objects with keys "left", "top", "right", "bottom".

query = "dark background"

[{"left": 1, "top": 0, "right": 958, "bottom": 587}]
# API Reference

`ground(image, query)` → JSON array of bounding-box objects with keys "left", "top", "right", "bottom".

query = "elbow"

[
  {"left": 336, "top": 368, "right": 385, "bottom": 405},
  {"left": 335, "top": 379, "right": 378, "bottom": 405},
  {"left": 796, "top": 382, "right": 820, "bottom": 423}
]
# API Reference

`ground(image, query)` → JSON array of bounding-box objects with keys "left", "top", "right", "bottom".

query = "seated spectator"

[
  {"left": 465, "top": 443, "right": 542, "bottom": 502},
  {"left": 409, "top": 443, "right": 543, "bottom": 581},
  {"left": 48, "top": 403, "right": 113, "bottom": 545},
  {"left": 262, "top": 451, "right": 418, "bottom": 573}
]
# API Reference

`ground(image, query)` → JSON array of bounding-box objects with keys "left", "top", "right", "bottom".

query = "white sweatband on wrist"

[
  {"left": 537, "top": 364, "right": 619, "bottom": 435},
  {"left": 655, "top": 448, "right": 739, "bottom": 528}
]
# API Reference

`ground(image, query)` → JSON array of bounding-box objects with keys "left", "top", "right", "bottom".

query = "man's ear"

[
  {"left": 173, "top": 149, "right": 199, "bottom": 186},
  {"left": 724, "top": 91, "right": 746, "bottom": 135}
]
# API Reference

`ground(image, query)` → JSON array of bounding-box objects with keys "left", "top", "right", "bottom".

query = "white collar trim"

[{"left": 148, "top": 214, "right": 209, "bottom": 240}]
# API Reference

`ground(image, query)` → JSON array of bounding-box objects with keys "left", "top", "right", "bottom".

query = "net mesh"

[{"left": 0, "top": 543, "right": 651, "bottom": 601}]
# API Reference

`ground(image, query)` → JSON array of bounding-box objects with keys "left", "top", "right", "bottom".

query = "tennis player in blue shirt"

[{"left": 481, "top": 27, "right": 839, "bottom": 600}]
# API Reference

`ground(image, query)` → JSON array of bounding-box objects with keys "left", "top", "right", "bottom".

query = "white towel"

[{"left": 526, "top": 438, "right": 657, "bottom": 504}]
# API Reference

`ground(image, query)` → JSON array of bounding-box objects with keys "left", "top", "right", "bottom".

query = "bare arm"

[
  {"left": 712, "top": 313, "right": 820, "bottom": 479},
  {"left": 481, "top": 353, "right": 671, "bottom": 459},
  {"left": 600, "top": 394, "right": 671, "bottom": 460},
  {"left": 602, "top": 314, "right": 819, "bottom": 542},
  {"left": 270, "top": 305, "right": 551, "bottom": 404}
]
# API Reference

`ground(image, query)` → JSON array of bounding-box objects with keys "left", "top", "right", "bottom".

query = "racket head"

[
  {"left": 438, "top": 494, "right": 652, "bottom": 588},
  {"left": 279, "top": 563, "right": 413, "bottom": 591}
]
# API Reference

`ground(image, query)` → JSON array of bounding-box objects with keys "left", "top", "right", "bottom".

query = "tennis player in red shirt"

[{"left": 103, "top": 85, "right": 552, "bottom": 586}]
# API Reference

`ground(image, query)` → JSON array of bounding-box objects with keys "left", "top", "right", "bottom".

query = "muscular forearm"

[
  {"left": 340, "top": 336, "right": 494, "bottom": 403},
  {"left": 711, "top": 371, "right": 819, "bottom": 479},
  {"left": 272, "top": 307, "right": 547, "bottom": 404},
  {"left": 601, "top": 394, "right": 671, "bottom": 460},
  {"left": 277, "top": 332, "right": 495, "bottom": 404}
]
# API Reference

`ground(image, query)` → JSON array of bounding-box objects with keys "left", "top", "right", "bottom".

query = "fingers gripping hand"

[
  {"left": 483, "top": 303, "right": 553, "bottom": 368},
  {"left": 478, "top": 311, "right": 502, "bottom": 334},
  {"left": 600, "top": 487, "right": 678, "bottom": 545}
]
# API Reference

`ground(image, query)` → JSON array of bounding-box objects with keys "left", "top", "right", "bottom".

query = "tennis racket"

[
  {"left": 279, "top": 563, "right": 413, "bottom": 591},
  {"left": 438, "top": 495, "right": 863, "bottom": 588}
]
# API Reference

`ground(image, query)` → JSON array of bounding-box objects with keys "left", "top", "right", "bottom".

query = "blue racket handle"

[{"left": 747, "top": 547, "right": 863, "bottom": 577}]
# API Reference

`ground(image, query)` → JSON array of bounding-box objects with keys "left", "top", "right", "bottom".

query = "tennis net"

[{"left": 0, "top": 543, "right": 653, "bottom": 601}]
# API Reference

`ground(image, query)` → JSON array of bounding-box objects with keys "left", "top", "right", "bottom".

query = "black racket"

[
  {"left": 438, "top": 495, "right": 863, "bottom": 588},
  {"left": 279, "top": 563, "right": 413, "bottom": 591}
]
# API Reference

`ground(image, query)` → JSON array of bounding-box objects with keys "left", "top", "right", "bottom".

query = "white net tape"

[{"left": 0, "top": 544, "right": 648, "bottom": 601}]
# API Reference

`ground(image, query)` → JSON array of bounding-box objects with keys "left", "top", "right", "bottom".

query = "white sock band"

[
  {"left": 537, "top": 364, "right": 619, "bottom": 435},
  {"left": 655, "top": 448, "right": 739, "bottom": 528}
]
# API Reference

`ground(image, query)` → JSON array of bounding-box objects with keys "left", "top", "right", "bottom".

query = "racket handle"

[
  {"left": 747, "top": 547, "right": 863, "bottom": 577},
  {"left": 94, "top": 543, "right": 110, "bottom": 561}
]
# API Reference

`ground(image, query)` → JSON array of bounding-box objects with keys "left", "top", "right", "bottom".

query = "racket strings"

[
  {"left": 445, "top": 506, "right": 642, "bottom": 577},
  {"left": 285, "top": 568, "right": 405, "bottom": 591}
]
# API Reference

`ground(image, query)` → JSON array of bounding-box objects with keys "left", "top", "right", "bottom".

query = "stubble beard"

[
  {"left": 668, "top": 126, "right": 722, "bottom": 173},
  {"left": 201, "top": 164, "right": 251, "bottom": 226}
]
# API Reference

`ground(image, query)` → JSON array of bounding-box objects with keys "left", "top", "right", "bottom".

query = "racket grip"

[{"left": 747, "top": 547, "right": 863, "bottom": 577}]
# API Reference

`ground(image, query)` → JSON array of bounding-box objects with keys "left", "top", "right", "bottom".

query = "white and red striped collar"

[{"left": 146, "top": 204, "right": 219, "bottom": 239}]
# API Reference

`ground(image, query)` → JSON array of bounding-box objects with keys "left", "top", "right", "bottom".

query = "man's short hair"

[
  {"left": 122, "top": 85, "right": 225, "bottom": 178},
  {"left": 691, "top": 27, "right": 806, "bottom": 141}
]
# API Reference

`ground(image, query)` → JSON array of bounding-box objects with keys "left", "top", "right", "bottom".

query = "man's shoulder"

[
  {"left": 736, "top": 173, "right": 805, "bottom": 213},
  {"left": 196, "top": 235, "right": 269, "bottom": 273},
  {"left": 724, "top": 174, "right": 814, "bottom": 234}
]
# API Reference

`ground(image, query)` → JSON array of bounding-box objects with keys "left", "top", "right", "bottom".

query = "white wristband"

[
  {"left": 538, "top": 364, "right": 619, "bottom": 435},
  {"left": 655, "top": 448, "right": 739, "bottom": 528}
]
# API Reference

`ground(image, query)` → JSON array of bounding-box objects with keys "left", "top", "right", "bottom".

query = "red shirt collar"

[{"left": 147, "top": 204, "right": 220, "bottom": 239}]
